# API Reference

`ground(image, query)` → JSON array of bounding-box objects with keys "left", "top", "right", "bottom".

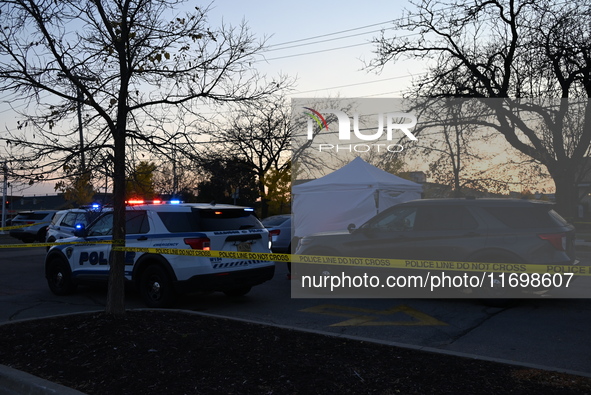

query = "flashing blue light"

[
  {"left": 75, "top": 223, "right": 83, "bottom": 229},
  {"left": 170, "top": 199, "right": 181, "bottom": 205},
  {"left": 244, "top": 208, "right": 254, "bottom": 212},
  {"left": 91, "top": 204, "right": 100, "bottom": 209}
]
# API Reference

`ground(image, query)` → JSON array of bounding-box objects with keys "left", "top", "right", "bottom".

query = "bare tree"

[
  {"left": 209, "top": 95, "right": 294, "bottom": 217},
  {"left": 404, "top": 98, "right": 526, "bottom": 196},
  {"left": 369, "top": 0, "right": 591, "bottom": 217},
  {"left": 152, "top": 159, "right": 201, "bottom": 201},
  {"left": 0, "top": 0, "right": 288, "bottom": 315}
]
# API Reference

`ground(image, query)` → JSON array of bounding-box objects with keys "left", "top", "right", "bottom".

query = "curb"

[{"left": 0, "top": 364, "right": 87, "bottom": 395}]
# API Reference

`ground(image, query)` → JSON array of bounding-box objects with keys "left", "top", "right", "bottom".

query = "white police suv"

[{"left": 45, "top": 202, "right": 275, "bottom": 307}]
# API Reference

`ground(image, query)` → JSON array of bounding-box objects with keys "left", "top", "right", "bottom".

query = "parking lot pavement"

[
  {"left": 0, "top": 234, "right": 15, "bottom": 244},
  {"left": 1, "top": 237, "right": 591, "bottom": 378},
  {"left": 0, "top": 233, "right": 34, "bottom": 245}
]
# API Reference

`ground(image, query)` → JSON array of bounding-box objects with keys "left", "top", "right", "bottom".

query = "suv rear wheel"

[
  {"left": 36, "top": 227, "right": 47, "bottom": 242},
  {"left": 139, "top": 264, "right": 176, "bottom": 308}
]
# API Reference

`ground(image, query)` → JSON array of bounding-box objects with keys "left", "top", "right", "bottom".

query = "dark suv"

[{"left": 295, "top": 198, "right": 576, "bottom": 297}]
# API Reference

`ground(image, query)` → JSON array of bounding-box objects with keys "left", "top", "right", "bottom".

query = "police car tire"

[
  {"left": 139, "top": 264, "right": 176, "bottom": 308},
  {"left": 223, "top": 286, "right": 252, "bottom": 297},
  {"left": 46, "top": 257, "right": 77, "bottom": 295}
]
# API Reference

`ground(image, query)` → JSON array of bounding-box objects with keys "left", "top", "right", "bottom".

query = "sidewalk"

[{"left": 0, "top": 364, "right": 87, "bottom": 395}]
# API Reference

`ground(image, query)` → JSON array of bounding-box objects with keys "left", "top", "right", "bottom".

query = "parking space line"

[{"left": 300, "top": 304, "right": 447, "bottom": 327}]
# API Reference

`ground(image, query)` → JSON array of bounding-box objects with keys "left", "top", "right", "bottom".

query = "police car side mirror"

[
  {"left": 347, "top": 223, "right": 356, "bottom": 233},
  {"left": 73, "top": 223, "right": 87, "bottom": 237}
]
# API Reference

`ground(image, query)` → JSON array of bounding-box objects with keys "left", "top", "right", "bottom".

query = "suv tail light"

[
  {"left": 184, "top": 237, "right": 211, "bottom": 251},
  {"left": 538, "top": 233, "right": 566, "bottom": 251},
  {"left": 268, "top": 229, "right": 280, "bottom": 249}
]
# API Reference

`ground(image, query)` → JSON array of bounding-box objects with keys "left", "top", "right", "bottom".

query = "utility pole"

[
  {"left": 59, "top": 73, "right": 97, "bottom": 173},
  {"left": 76, "top": 85, "right": 85, "bottom": 173},
  {"left": 1, "top": 162, "right": 7, "bottom": 234}
]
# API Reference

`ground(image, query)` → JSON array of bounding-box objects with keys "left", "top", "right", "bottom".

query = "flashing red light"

[
  {"left": 152, "top": 199, "right": 162, "bottom": 204},
  {"left": 127, "top": 199, "right": 145, "bottom": 205},
  {"left": 214, "top": 211, "right": 223, "bottom": 215},
  {"left": 184, "top": 237, "right": 211, "bottom": 251}
]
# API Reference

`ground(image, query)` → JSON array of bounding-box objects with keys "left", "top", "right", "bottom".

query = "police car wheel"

[
  {"left": 46, "top": 258, "right": 77, "bottom": 295},
  {"left": 139, "top": 265, "right": 176, "bottom": 308},
  {"left": 223, "top": 286, "right": 251, "bottom": 297}
]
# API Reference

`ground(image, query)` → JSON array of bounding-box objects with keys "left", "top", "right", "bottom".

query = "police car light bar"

[
  {"left": 126, "top": 199, "right": 145, "bottom": 205},
  {"left": 126, "top": 199, "right": 184, "bottom": 205}
]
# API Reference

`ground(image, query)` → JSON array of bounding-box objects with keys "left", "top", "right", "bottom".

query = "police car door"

[
  {"left": 122, "top": 209, "right": 151, "bottom": 277},
  {"left": 69, "top": 212, "right": 114, "bottom": 282}
]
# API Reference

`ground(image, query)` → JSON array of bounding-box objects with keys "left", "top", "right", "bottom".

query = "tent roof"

[{"left": 293, "top": 157, "right": 422, "bottom": 193}]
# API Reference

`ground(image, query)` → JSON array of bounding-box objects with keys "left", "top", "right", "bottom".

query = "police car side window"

[
  {"left": 87, "top": 213, "right": 113, "bottom": 236},
  {"left": 157, "top": 212, "right": 196, "bottom": 232},
  {"left": 60, "top": 212, "right": 78, "bottom": 228},
  {"left": 75, "top": 213, "right": 89, "bottom": 226},
  {"left": 126, "top": 211, "right": 149, "bottom": 234}
]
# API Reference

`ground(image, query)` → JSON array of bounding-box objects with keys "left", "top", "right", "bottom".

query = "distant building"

[{"left": 4, "top": 193, "right": 112, "bottom": 214}]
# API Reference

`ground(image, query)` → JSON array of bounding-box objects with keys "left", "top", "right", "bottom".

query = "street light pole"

[
  {"left": 76, "top": 86, "right": 85, "bottom": 173},
  {"left": 1, "top": 162, "right": 7, "bottom": 235},
  {"left": 59, "top": 73, "right": 97, "bottom": 173}
]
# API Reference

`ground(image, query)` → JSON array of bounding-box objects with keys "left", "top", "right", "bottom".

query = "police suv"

[{"left": 45, "top": 202, "right": 275, "bottom": 307}]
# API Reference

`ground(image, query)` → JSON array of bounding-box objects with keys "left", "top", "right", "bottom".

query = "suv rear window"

[
  {"left": 483, "top": 206, "right": 563, "bottom": 228},
  {"left": 262, "top": 216, "right": 290, "bottom": 227},
  {"left": 158, "top": 209, "right": 263, "bottom": 232},
  {"left": 15, "top": 212, "right": 51, "bottom": 220}
]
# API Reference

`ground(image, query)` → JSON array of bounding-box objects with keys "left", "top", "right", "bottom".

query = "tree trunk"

[
  {"left": 258, "top": 175, "right": 268, "bottom": 218},
  {"left": 551, "top": 168, "right": 578, "bottom": 220},
  {"left": 105, "top": 122, "right": 127, "bottom": 317}
]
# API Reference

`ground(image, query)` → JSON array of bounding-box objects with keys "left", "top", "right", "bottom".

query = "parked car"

[
  {"left": 295, "top": 198, "right": 576, "bottom": 298},
  {"left": 262, "top": 214, "right": 293, "bottom": 274},
  {"left": 262, "top": 214, "right": 293, "bottom": 253},
  {"left": 45, "top": 208, "right": 106, "bottom": 245},
  {"left": 9, "top": 210, "right": 57, "bottom": 243}
]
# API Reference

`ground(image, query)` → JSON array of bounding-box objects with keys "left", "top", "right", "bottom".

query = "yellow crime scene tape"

[
  {"left": 0, "top": 240, "right": 115, "bottom": 248},
  {"left": 0, "top": 222, "right": 49, "bottom": 231},
  {"left": 2, "top": 236, "right": 589, "bottom": 276},
  {"left": 110, "top": 246, "right": 590, "bottom": 276}
]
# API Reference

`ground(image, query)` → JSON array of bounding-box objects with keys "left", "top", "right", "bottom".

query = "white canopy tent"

[{"left": 292, "top": 157, "right": 423, "bottom": 238}]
